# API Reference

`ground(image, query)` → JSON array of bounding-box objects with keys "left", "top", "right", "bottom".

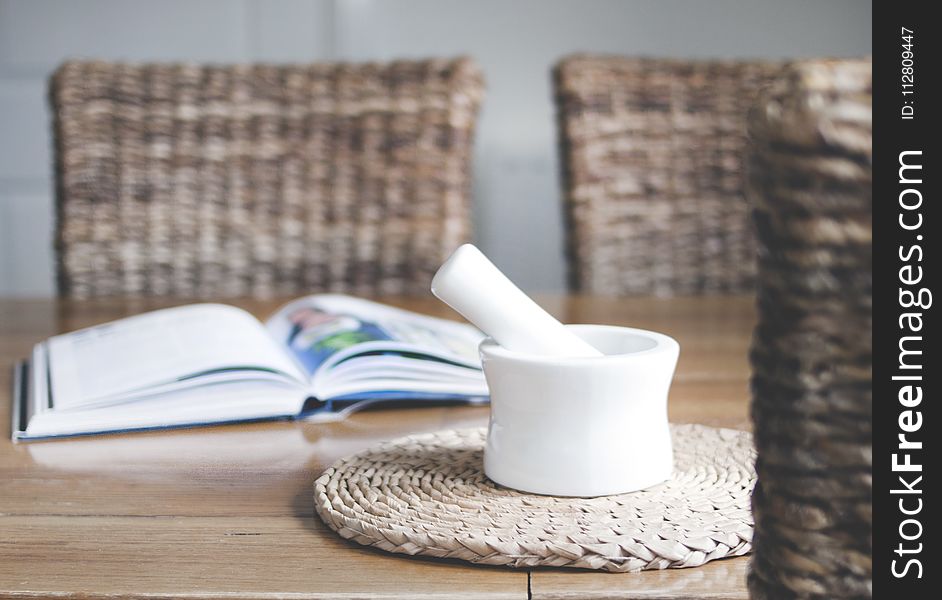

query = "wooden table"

[{"left": 0, "top": 295, "right": 756, "bottom": 599}]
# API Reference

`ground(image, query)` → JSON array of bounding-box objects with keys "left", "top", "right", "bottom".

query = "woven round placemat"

[{"left": 315, "top": 424, "right": 755, "bottom": 572}]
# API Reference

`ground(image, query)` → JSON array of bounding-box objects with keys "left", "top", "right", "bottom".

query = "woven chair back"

[
  {"left": 555, "top": 55, "right": 784, "bottom": 295},
  {"left": 51, "top": 58, "right": 484, "bottom": 298},
  {"left": 747, "top": 58, "right": 872, "bottom": 599}
]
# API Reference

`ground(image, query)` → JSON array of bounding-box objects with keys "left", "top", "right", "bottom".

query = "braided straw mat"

[{"left": 315, "top": 424, "right": 755, "bottom": 572}]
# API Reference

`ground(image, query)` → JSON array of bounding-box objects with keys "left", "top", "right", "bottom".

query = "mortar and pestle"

[{"left": 432, "top": 244, "right": 679, "bottom": 497}]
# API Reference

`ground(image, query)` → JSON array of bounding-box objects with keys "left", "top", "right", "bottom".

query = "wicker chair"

[
  {"left": 554, "top": 55, "right": 785, "bottom": 296},
  {"left": 51, "top": 58, "right": 484, "bottom": 298},
  {"left": 747, "top": 59, "right": 871, "bottom": 600}
]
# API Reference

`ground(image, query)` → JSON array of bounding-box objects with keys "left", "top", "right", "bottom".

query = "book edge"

[{"left": 10, "top": 359, "right": 27, "bottom": 442}]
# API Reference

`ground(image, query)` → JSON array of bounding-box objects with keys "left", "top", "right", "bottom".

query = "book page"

[
  {"left": 48, "top": 304, "right": 307, "bottom": 410},
  {"left": 265, "top": 295, "right": 484, "bottom": 377}
]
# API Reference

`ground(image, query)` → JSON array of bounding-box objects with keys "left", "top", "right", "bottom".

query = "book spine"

[{"left": 9, "top": 360, "right": 27, "bottom": 442}]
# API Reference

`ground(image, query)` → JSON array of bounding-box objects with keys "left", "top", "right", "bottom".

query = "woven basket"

[
  {"left": 554, "top": 55, "right": 785, "bottom": 296},
  {"left": 746, "top": 59, "right": 872, "bottom": 599},
  {"left": 51, "top": 58, "right": 484, "bottom": 298}
]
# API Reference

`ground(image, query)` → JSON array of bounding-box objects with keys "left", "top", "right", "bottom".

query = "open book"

[{"left": 12, "top": 295, "right": 488, "bottom": 441}]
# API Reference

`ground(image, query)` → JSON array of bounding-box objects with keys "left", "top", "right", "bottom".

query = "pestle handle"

[{"left": 431, "top": 244, "right": 603, "bottom": 357}]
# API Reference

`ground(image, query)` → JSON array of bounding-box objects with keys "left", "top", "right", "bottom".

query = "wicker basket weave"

[
  {"left": 555, "top": 56, "right": 785, "bottom": 295},
  {"left": 316, "top": 425, "right": 755, "bottom": 572},
  {"left": 51, "top": 58, "right": 484, "bottom": 298},
  {"left": 746, "top": 59, "right": 872, "bottom": 599}
]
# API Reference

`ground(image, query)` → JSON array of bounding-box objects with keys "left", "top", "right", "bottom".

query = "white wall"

[{"left": 0, "top": 0, "right": 872, "bottom": 297}]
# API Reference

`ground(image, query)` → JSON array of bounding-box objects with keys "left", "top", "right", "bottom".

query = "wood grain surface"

[{"left": 0, "top": 295, "right": 755, "bottom": 599}]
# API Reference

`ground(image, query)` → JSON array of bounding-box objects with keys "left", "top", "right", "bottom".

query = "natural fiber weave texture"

[
  {"left": 747, "top": 59, "right": 872, "bottom": 599},
  {"left": 554, "top": 56, "right": 785, "bottom": 295},
  {"left": 315, "top": 424, "right": 755, "bottom": 572},
  {"left": 51, "top": 58, "right": 484, "bottom": 298}
]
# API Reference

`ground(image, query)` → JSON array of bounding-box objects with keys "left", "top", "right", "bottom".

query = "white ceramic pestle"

[{"left": 431, "top": 244, "right": 603, "bottom": 357}]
